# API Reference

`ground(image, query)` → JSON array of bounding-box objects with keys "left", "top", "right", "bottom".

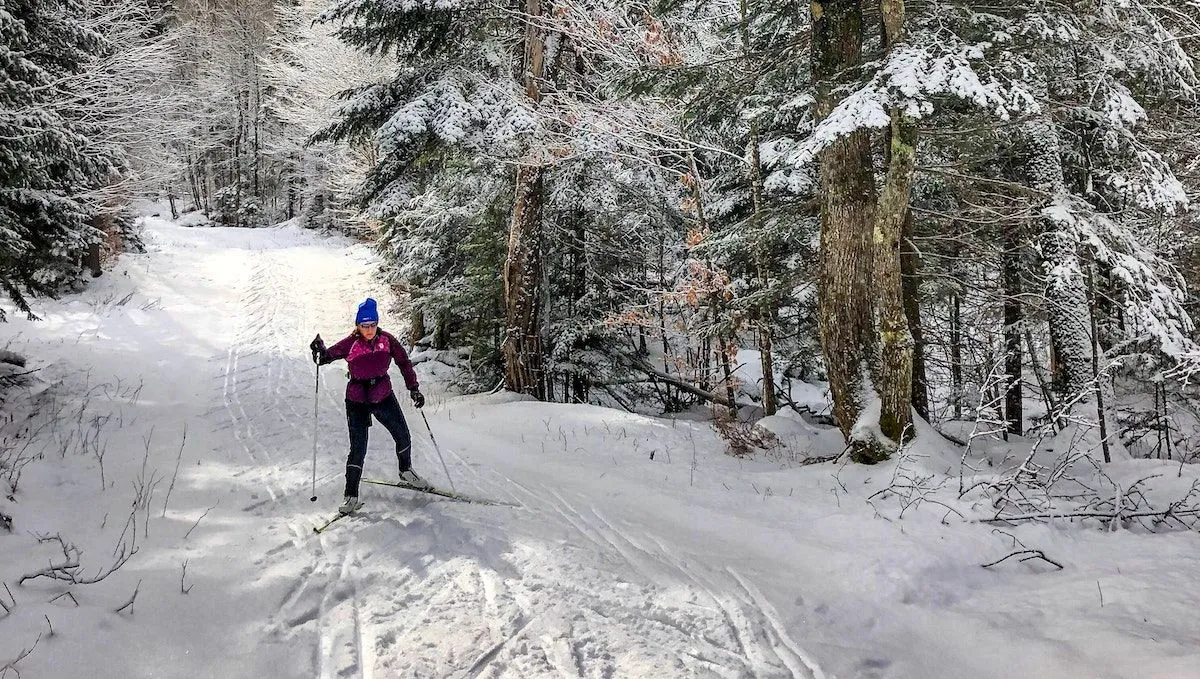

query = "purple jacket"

[{"left": 324, "top": 329, "right": 419, "bottom": 404}]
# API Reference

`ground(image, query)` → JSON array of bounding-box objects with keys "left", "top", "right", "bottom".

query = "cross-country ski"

[
  {"left": 362, "top": 479, "right": 515, "bottom": 506},
  {"left": 312, "top": 505, "right": 365, "bottom": 534}
]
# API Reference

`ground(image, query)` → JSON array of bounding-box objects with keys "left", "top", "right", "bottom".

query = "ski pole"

[
  {"left": 310, "top": 363, "right": 319, "bottom": 502},
  {"left": 419, "top": 409, "right": 456, "bottom": 494}
]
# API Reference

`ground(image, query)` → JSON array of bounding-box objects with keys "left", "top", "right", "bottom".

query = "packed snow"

[{"left": 2, "top": 213, "right": 1198, "bottom": 678}]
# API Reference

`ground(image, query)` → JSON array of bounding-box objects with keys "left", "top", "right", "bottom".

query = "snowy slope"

[{"left": 2, "top": 213, "right": 1198, "bottom": 679}]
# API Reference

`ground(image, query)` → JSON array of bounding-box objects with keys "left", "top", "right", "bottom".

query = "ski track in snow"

[
  {"left": 212, "top": 231, "right": 381, "bottom": 679},
  {"left": 184, "top": 220, "right": 829, "bottom": 678},
  {"left": 295, "top": 427, "right": 815, "bottom": 667},
  {"left": 457, "top": 476, "right": 823, "bottom": 679},
  {"left": 1, "top": 216, "right": 832, "bottom": 679}
]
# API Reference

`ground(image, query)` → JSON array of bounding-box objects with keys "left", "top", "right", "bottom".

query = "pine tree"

[
  {"left": 0, "top": 0, "right": 118, "bottom": 316},
  {"left": 612, "top": 0, "right": 820, "bottom": 415},
  {"left": 315, "top": 0, "right": 691, "bottom": 401},
  {"left": 314, "top": 0, "right": 534, "bottom": 383}
]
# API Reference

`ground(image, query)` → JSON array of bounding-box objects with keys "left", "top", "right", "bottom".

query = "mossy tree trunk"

[
  {"left": 871, "top": 0, "right": 919, "bottom": 450},
  {"left": 812, "top": 0, "right": 879, "bottom": 460}
]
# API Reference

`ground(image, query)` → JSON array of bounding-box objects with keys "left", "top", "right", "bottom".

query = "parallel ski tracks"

[
  {"left": 208, "top": 232, "right": 824, "bottom": 678},
  {"left": 504, "top": 479, "right": 824, "bottom": 679},
  {"left": 221, "top": 254, "right": 288, "bottom": 505},
  {"left": 216, "top": 240, "right": 372, "bottom": 678},
  {"left": 270, "top": 422, "right": 827, "bottom": 678},
  {"left": 221, "top": 247, "right": 339, "bottom": 508}
]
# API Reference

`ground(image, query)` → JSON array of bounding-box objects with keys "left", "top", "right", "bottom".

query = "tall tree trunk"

[
  {"left": 950, "top": 226, "right": 964, "bottom": 420},
  {"left": 435, "top": 311, "right": 449, "bottom": 351},
  {"left": 1003, "top": 222, "right": 1024, "bottom": 436},
  {"left": 199, "top": 154, "right": 212, "bottom": 215},
  {"left": 1042, "top": 226, "right": 1092, "bottom": 401},
  {"left": 900, "top": 210, "right": 928, "bottom": 419},
  {"left": 252, "top": 61, "right": 261, "bottom": 199},
  {"left": 657, "top": 237, "right": 673, "bottom": 384},
  {"left": 872, "top": 0, "right": 917, "bottom": 448},
  {"left": 85, "top": 215, "right": 105, "bottom": 278},
  {"left": 720, "top": 338, "right": 737, "bottom": 413},
  {"left": 686, "top": 153, "right": 734, "bottom": 413},
  {"left": 813, "top": 0, "right": 879, "bottom": 461},
  {"left": 749, "top": 129, "right": 777, "bottom": 417},
  {"left": 502, "top": 0, "right": 548, "bottom": 397},
  {"left": 1086, "top": 263, "right": 1112, "bottom": 463},
  {"left": 503, "top": 165, "right": 546, "bottom": 397},
  {"left": 568, "top": 213, "right": 588, "bottom": 402},
  {"left": 187, "top": 156, "right": 201, "bottom": 212},
  {"left": 950, "top": 294, "right": 963, "bottom": 419},
  {"left": 739, "top": 0, "right": 777, "bottom": 417},
  {"left": 754, "top": 308, "right": 777, "bottom": 415},
  {"left": 234, "top": 89, "right": 246, "bottom": 226}
]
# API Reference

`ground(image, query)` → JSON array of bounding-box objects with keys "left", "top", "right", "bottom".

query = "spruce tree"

[{"left": 0, "top": 0, "right": 116, "bottom": 316}]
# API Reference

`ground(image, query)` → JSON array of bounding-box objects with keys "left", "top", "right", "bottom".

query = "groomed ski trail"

[
  {"left": 183, "top": 217, "right": 829, "bottom": 678},
  {"left": 1, "top": 215, "right": 831, "bottom": 679}
]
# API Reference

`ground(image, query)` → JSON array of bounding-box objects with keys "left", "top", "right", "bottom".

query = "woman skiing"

[{"left": 310, "top": 298, "right": 428, "bottom": 515}]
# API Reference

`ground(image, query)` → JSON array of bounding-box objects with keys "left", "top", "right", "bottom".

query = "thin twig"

[
  {"left": 981, "top": 549, "right": 1064, "bottom": 570},
  {"left": 985, "top": 507, "right": 1200, "bottom": 523},
  {"left": 162, "top": 423, "right": 187, "bottom": 518},
  {"left": 1, "top": 631, "right": 42, "bottom": 675},
  {"left": 114, "top": 579, "right": 142, "bottom": 615},
  {"left": 49, "top": 591, "right": 78, "bottom": 607},
  {"left": 183, "top": 502, "right": 218, "bottom": 540}
]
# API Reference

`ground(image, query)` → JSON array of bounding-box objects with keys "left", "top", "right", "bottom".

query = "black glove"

[
  {"left": 410, "top": 389, "right": 425, "bottom": 409},
  {"left": 309, "top": 334, "right": 326, "bottom": 365}
]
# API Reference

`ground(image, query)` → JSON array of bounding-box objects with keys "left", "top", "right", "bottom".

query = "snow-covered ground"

[{"left": 2, "top": 214, "right": 1198, "bottom": 678}]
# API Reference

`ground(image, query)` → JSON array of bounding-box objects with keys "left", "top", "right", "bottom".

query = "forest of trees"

[{"left": 4, "top": 0, "right": 1200, "bottom": 464}]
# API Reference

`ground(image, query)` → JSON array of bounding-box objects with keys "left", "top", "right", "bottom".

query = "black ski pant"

[{"left": 344, "top": 393, "right": 412, "bottom": 497}]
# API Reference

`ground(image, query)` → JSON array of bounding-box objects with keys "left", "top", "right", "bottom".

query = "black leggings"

[{"left": 344, "top": 394, "right": 412, "bottom": 497}]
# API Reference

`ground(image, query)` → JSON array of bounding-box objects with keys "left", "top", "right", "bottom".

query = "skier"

[{"left": 309, "top": 297, "right": 429, "bottom": 515}]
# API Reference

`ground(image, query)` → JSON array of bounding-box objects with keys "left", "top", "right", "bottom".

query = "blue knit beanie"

[{"left": 355, "top": 298, "right": 379, "bottom": 325}]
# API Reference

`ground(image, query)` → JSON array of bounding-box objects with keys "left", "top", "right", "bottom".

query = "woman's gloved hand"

[{"left": 309, "top": 335, "right": 327, "bottom": 365}]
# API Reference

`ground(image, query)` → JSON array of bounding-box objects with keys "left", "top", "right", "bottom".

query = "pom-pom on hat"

[{"left": 355, "top": 298, "right": 379, "bottom": 325}]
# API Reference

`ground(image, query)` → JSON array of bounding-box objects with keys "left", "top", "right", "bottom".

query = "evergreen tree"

[
  {"left": 315, "top": 0, "right": 691, "bottom": 402},
  {"left": 744, "top": 0, "right": 1199, "bottom": 459},
  {"left": 0, "top": 0, "right": 119, "bottom": 316}
]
